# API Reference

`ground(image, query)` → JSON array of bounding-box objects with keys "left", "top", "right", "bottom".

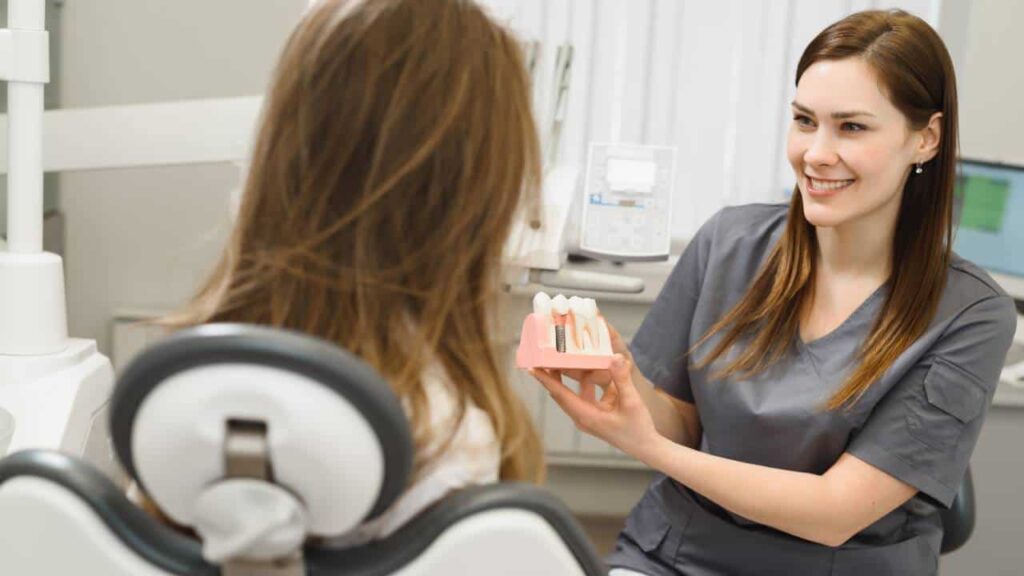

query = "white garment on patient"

[{"left": 330, "top": 363, "right": 500, "bottom": 546}]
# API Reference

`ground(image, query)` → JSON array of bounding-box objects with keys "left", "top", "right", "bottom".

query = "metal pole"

[{"left": 6, "top": 0, "right": 46, "bottom": 254}]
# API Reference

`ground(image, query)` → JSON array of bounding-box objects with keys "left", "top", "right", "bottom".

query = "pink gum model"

[{"left": 515, "top": 313, "right": 614, "bottom": 370}]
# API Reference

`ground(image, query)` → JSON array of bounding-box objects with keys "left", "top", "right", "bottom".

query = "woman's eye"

[
  {"left": 842, "top": 122, "right": 867, "bottom": 132},
  {"left": 793, "top": 115, "right": 814, "bottom": 127}
]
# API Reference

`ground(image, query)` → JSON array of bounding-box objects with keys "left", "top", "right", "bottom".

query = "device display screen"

[{"left": 606, "top": 158, "right": 657, "bottom": 194}]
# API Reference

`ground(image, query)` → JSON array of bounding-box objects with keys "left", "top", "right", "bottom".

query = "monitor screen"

[
  {"left": 606, "top": 157, "right": 658, "bottom": 194},
  {"left": 953, "top": 160, "right": 1024, "bottom": 290}
]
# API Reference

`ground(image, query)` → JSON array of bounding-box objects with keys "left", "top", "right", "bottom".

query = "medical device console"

[{"left": 578, "top": 142, "right": 676, "bottom": 261}]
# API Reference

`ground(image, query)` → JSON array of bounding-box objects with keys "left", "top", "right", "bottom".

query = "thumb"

[{"left": 609, "top": 354, "right": 638, "bottom": 398}]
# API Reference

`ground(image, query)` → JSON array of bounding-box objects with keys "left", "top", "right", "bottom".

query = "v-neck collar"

[{"left": 798, "top": 281, "right": 888, "bottom": 349}]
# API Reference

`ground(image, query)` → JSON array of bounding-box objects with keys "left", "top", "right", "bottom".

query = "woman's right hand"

[
  {"left": 532, "top": 320, "right": 698, "bottom": 447},
  {"left": 560, "top": 321, "right": 635, "bottom": 402}
]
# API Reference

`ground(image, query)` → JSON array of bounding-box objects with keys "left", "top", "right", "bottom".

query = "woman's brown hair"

[
  {"left": 696, "top": 9, "right": 958, "bottom": 409},
  {"left": 165, "top": 0, "right": 544, "bottom": 481}
]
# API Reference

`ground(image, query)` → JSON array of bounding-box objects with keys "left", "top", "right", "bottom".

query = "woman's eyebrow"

[
  {"left": 791, "top": 101, "right": 816, "bottom": 116},
  {"left": 791, "top": 101, "right": 876, "bottom": 119},
  {"left": 831, "top": 110, "right": 876, "bottom": 120}
]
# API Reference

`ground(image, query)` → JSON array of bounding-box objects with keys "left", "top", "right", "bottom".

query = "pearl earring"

[{"left": 915, "top": 163, "right": 924, "bottom": 175}]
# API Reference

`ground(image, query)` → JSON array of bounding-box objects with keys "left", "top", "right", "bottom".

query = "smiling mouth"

[{"left": 806, "top": 176, "right": 855, "bottom": 195}]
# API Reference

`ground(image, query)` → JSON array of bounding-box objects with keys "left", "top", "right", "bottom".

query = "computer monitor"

[{"left": 953, "top": 159, "right": 1024, "bottom": 306}]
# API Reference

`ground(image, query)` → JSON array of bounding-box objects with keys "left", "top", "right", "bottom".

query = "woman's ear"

[{"left": 917, "top": 111, "right": 942, "bottom": 163}]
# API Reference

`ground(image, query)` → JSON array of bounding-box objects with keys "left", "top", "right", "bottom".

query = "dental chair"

[
  {"left": 940, "top": 466, "right": 975, "bottom": 555},
  {"left": 0, "top": 324, "right": 607, "bottom": 575}
]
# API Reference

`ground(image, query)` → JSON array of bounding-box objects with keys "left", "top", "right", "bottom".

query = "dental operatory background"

[{"left": 0, "top": 0, "right": 1020, "bottom": 573}]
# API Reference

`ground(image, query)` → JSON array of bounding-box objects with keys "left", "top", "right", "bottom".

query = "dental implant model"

[
  {"left": 551, "top": 294, "right": 569, "bottom": 352},
  {"left": 516, "top": 291, "right": 615, "bottom": 370}
]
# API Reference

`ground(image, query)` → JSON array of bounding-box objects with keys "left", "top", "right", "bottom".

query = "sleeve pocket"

[
  {"left": 923, "top": 359, "right": 986, "bottom": 423},
  {"left": 906, "top": 359, "right": 986, "bottom": 451}
]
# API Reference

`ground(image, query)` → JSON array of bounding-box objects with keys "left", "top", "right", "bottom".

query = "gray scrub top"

[{"left": 607, "top": 204, "right": 1018, "bottom": 576}]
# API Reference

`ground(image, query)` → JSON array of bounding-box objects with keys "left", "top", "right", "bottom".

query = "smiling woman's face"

[{"left": 787, "top": 57, "right": 924, "bottom": 230}]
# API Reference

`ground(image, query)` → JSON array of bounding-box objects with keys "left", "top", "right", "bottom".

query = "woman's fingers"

[
  {"left": 531, "top": 367, "right": 563, "bottom": 388},
  {"left": 580, "top": 370, "right": 612, "bottom": 391},
  {"left": 606, "top": 322, "right": 633, "bottom": 360},
  {"left": 598, "top": 380, "right": 619, "bottom": 410},
  {"left": 565, "top": 368, "right": 613, "bottom": 389},
  {"left": 528, "top": 368, "right": 598, "bottom": 425},
  {"left": 561, "top": 369, "right": 586, "bottom": 382},
  {"left": 529, "top": 355, "right": 655, "bottom": 453},
  {"left": 609, "top": 354, "right": 641, "bottom": 403},
  {"left": 580, "top": 380, "right": 597, "bottom": 403},
  {"left": 532, "top": 368, "right": 601, "bottom": 406},
  {"left": 528, "top": 368, "right": 566, "bottom": 396}
]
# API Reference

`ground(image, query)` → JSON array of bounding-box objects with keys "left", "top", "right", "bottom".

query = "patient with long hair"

[{"left": 137, "top": 0, "right": 545, "bottom": 543}]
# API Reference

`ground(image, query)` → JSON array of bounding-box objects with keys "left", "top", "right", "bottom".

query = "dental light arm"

[{"left": 0, "top": 0, "right": 65, "bottom": 356}]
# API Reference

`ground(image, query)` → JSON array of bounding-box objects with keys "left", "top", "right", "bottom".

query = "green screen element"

[{"left": 956, "top": 174, "right": 1010, "bottom": 233}]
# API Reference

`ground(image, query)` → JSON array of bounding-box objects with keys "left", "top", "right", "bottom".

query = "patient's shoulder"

[
  {"left": 331, "top": 365, "right": 500, "bottom": 546},
  {"left": 419, "top": 365, "right": 499, "bottom": 460}
]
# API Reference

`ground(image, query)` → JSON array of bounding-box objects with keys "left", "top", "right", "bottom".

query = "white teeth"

[
  {"left": 535, "top": 293, "right": 610, "bottom": 354},
  {"left": 568, "top": 296, "right": 586, "bottom": 352},
  {"left": 533, "top": 292, "right": 556, "bottom": 348},
  {"left": 551, "top": 294, "right": 569, "bottom": 315},
  {"left": 532, "top": 292, "right": 558, "bottom": 347},
  {"left": 809, "top": 178, "right": 853, "bottom": 191},
  {"left": 583, "top": 298, "right": 600, "bottom": 350},
  {"left": 532, "top": 291, "right": 552, "bottom": 316}
]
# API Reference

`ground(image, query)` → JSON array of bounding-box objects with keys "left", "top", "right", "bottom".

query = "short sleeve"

[
  {"left": 629, "top": 210, "right": 721, "bottom": 403},
  {"left": 847, "top": 295, "right": 1017, "bottom": 507}
]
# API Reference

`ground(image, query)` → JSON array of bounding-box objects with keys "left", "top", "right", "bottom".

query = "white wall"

[
  {"left": 59, "top": 1, "right": 306, "bottom": 107},
  {"left": 481, "top": 0, "right": 936, "bottom": 239},
  {"left": 58, "top": 0, "right": 307, "bottom": 353},
  {"left": 958, "top": 0, "right": 1024, "bottom": 164}
]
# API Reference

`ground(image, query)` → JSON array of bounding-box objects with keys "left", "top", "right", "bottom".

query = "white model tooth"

[
  {"left": 551, "top": 294, "right": 570, "bottom": 315},
  {"left": 596, "top": 318, "right": 613, "bottom": 355},
  {"left": 532, "top": 291, "right": 555, "bottom": 347},
  {"left": 583, "top": 298, "right": 601, "bottom": 350},
  {"left": 568, "top": 296, "right": 586, "bottom": 352},
  {"left": 533, "top": 291, "right": 552, "bottom": 316}
]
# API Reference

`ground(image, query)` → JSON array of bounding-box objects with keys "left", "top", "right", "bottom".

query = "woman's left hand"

[{"left": 530, "top": 355, "right": 660, "bottom": 458}]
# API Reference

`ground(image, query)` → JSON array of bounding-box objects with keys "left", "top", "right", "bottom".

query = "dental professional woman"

[{"left": 531, "top": 10, "right": 1017, "bottom": 575}]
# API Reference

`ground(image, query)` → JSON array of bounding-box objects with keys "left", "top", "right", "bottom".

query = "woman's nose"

[{"left": 803, "top": 132, "right": 839, "bottom": 167}]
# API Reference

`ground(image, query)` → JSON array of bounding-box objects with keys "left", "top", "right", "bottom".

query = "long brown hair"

[
  {"left": 165, "top": 0, "right": 544, "bottom": 481},
  {"left": 697, "top": 9, "right": 958, "bottom": 410}
]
